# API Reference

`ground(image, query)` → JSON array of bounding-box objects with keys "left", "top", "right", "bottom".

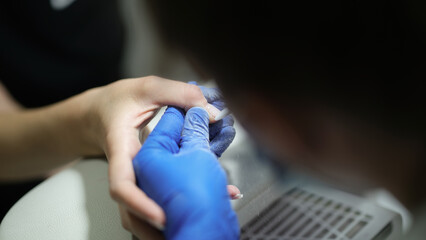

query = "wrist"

[{"left": 51, "top": 88, "right": 104, "bottom": 157}]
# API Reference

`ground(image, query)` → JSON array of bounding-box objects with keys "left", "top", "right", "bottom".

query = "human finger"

[
  {"left": 210, "top": 125, "right": 236, "bottom": 157},
  {"left": 209, "top": 115, "right": 235, "bottom": 139},
  {"left": 198, "top": 86, "right": 226, "bottom": 110},
  {"left": 107, "top": 129, "right": 165, "bottom": 226},
  {"left": 109, "top": 173, "right": 166, "bottom": 227},
  {"left": 119, "top": 206, "right": 164, "bottom": 240},
  {"left": 141, "top": 77, "right": 221, "bottom": 122},
  {"left": 227, "top": 185, "right": 243, "bottom": 200},
  {"left": 180, "top": 107, "right": 211, "bottom": 151},
  {"left": 143, "top": 106, "right": 184, "bottom": 153},
  {"left": 187, "top": 83, "right": 235, "bottom": 156},
  {"left": 187, "top": 81, "right": 225, "bottom": 109}
]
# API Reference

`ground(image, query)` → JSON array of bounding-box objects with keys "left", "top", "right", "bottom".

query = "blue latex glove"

[
  {"left": 133, "top": 106, "right": 240, "bottom": 240},
  {"left": 189, "top": 82, "right": 235, "bottom": 157}
]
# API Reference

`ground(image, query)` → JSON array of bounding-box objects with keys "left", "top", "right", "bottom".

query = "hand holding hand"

[
  {"left": 133, "top": 106, "right": 240, "bottom": 239},
  {"left": 83, "top": 76, "right": 239, "bottom": 238},
  {"left": 193, "top": 83, "right": 235, "bottom": 157},
  {"left": 81, "top": 77, "right": 222, "bottom": 238}
]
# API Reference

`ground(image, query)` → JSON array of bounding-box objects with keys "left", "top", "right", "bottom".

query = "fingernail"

[
  {"left": 232, "top": 193, "right": 244, "bottom": 200},
  {"left": 206, "top": 104, "right": 221, "bottom": 120},
  {"left": 214, "top": 108, "right": 230, "bottom": 121}
]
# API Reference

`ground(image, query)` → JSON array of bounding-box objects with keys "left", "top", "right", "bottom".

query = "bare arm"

[
  {"left": 0, "top": 76, "right": 219, "bottom": 182},
  {"left": 0, "top": 88, "right": 102, "bottom": 181},
  {"left": 0, "top": 77, "right": 241, "bottom": 239},
  {"left": 0, "top": 81, "right": 22, "bottom": 112}
]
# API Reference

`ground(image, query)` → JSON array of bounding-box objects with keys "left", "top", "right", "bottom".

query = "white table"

[{"left": 0, "top": 159, "right": 132, "bottom": 240}]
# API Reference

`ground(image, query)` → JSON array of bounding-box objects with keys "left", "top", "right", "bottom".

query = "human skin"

[
  {"left": 0, "top": 81, "right": 22, "bottom": 112},
  {"left": 0, "top": 76, "right": 220, "bottom": 179},
  {"left": 0, "top": 76, "right": 241, "bottom": 239}
]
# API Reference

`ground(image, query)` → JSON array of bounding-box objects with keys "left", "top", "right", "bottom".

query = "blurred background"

[
  {"left": 123, "top": 1, "right": 412, "bottom": 237},
  {"left": 0, "top": 1, "right": 413, "bottom": 239},
  {"left": 119, "top": 0, "right": 202, "bottom": 82}
]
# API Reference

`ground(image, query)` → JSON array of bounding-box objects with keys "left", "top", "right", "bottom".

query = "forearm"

[
  {"left": 0, "top": 89, "right": 102, "bottom": 181},
  {"left": 0, "top": 81, "right": 22, "bottom": 112}
]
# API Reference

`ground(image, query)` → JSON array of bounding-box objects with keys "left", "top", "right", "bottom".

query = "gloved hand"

[
  {"left": 133, "top": 106, "right": 240, "bottom": 240},
  {"left": 189, "top": 82, "right": 235, "bottom": 157}
]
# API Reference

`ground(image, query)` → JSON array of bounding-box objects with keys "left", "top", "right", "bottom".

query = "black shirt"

[
  {"left": 0, "top": 0, "right": 124, "bottom": 220},
  {"left": 0, "top": 0, "right": 124, "bottom": 107}
]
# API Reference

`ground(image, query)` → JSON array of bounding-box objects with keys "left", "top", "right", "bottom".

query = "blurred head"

[{"left": 146, "top": 0, "right": 426, "bottom": 208}]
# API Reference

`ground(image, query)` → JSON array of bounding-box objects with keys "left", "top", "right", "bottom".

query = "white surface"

[
  {"left": 214, "top": 108, "right": 230, "bottom": 121},
  {"left": 0, "top": 160, "right": 131, "bottom": 240},
  {"left": 50, "top": 0, "right": 76, "bottom": 11},
  {"left": 364, "top": 188, "right": 412, "bottom": 233},
  {"left": 119, "top": 0, "right": 203, "bottom": 81}
]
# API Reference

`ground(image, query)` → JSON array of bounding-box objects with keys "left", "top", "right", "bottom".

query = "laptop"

[{"left": 220, "top": 122, "right": 403, "bottom": 240}]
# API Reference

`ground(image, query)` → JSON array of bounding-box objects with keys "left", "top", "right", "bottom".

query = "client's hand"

[
  {"left": 133, "top": 106, "right": 240, "bottom": 239},
  {"left": 88, "top": 77, "right": 239, "bottom": 239}
]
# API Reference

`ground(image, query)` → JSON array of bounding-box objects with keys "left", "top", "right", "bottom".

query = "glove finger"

[
  {"left": 188, "top": 82, "right": 226, "bottom": 110},
  {"left": 209, "top": 99, "right": 226, "bottom": 111},
  {"left": 180, "top": 107, "right": 210, "bottom": 151},
  {"left": 187, "top": 81, "right": 198, "bottom": 86},
  {"left": 144, "top": 106, "right": 185, "bottom": 153},
  {"left": 210, "top": 125, "right": 236, "bottom": 157},
  {"left": 199, "top": 86, "right": 226, "bottom": 111},
  {"left": 199, "top": 86, "right": 223, "bottom": 106},
  {"left": 209, "top": 115, "right": 235, "bottom": 140}
]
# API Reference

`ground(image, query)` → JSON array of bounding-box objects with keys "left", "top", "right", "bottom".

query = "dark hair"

[{"left": 146, "top": 0, "right": 426, "bottom": 139}]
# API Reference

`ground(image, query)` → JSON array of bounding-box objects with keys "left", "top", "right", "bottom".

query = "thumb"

[{"left": 180, "top": 107, "right": 211, "bottom": 151}]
